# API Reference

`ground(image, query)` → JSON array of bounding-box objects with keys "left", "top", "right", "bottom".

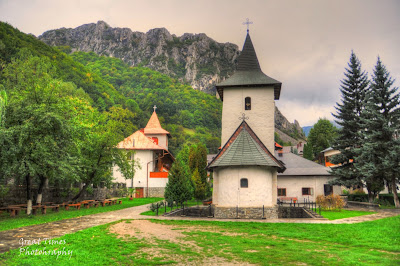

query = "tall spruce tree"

[
  {"left": 164, "top": 159, "right": 192, "bottom": 205},
  {"left": 355, "top": 58, "right": 400, "bottom": 206},
  {"left": 330, "top": 51, "right": 369, "bottom": 187}
]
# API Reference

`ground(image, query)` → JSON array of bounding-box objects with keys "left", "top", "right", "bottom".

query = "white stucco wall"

[
  {"left": 221, "top": 86, "right": 275, "bottom": 152},
  {"left": 277, "top": 175, "right": 341, "bottom": 202},
  {"left": 213, "top": 166, "right": 276, "bottom": 207},
  {"left": 145, "top": 134, "right": 168, "bottom": 150},
  {"left": 113, "top": 150, "right": 168, "bottom": 189}
]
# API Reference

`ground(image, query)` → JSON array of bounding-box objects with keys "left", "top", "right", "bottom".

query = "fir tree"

[
  {"left": 330, "top": 51, "right": 369, "bottom": 187},
  {"left": 303, "top": 143, "right": 313, "bottom": 160},
  {"left": 164, "top": 159, "right": 192, "bottom": 205},
  {"left": 356, "top": 57, "right": 400, "bottom": 205}
]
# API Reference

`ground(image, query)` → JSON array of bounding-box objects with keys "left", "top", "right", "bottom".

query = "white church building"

[
  {"left": 113, "top": 109, "right": 174, "bottom": 198},
  {"left": 207, "top": 31, "right": 286, "bottom": 218}
]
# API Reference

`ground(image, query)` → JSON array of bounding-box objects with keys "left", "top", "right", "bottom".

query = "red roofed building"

[{"left": 113, "top": 109, "right": 174, "bottom": 197}]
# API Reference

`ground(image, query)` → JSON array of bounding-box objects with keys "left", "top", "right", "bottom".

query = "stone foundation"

[
  {"left": 213, "top": 205, "right": 278, "bottom": 219},
  {"left": 145, "top": 187, "right": 165, "bottom": 198}
]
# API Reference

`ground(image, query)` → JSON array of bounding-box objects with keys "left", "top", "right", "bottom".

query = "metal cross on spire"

[
  {"left": 242, "top": 18, "right": 253, "bottom": 33},
  {"left": 153, "top": 105, "right": 157, "bottom": 112}
]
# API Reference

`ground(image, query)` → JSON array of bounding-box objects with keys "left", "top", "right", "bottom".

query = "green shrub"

[{"left": 348, "top": 194, "right": 368, "bottom": 202}]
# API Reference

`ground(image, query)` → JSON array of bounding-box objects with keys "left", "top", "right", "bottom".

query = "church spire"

[{"left": 236, "top": 33, "right": 261, "bottom": 71}]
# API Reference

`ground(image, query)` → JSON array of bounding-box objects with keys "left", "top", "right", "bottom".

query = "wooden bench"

[
  {"left": 65, "top": 203, "right": 81, "bottom": 210},
  {"left": 278, "top": 197, "right": 298, "bottom": 203},
  {"left": 6, "top": 206, "right": 21, "bottom": 217},
  {"left": 99, "top": 200, "right": 112, "bottom": 207},
  {"left": 41, "top": 205, "right": 60, "bottom": 214}
]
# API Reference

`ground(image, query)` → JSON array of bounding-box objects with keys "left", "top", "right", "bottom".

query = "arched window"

[
  {"left": 151, "top": 137, "right": 159, "bottom": 145},
  {"left": 245, "top": 97, "right": 251, "bottom": 110},
  {"left": 240, "top": 178, "right": 248, "bottom": 188}
]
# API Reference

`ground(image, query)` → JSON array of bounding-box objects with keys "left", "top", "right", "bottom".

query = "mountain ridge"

[{"left": 39, "top": 21, "right": 239, "bottom": 94}]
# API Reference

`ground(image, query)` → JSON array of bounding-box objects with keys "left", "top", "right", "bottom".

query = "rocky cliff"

[
  {"left": 39, "top": 21, "right": 239, "bottom": 94},
  {"left": 275, "top": 106, "right": 306, "bottom": 141},
  {"left": 39, "top": 21, "right": 305, "bottom": 141}
]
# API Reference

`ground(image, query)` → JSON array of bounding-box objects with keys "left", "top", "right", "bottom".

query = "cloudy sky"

[{"left": 1, "top": 0, "right": 399, "bottom": 126}]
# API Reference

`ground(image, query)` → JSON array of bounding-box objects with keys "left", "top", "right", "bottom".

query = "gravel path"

[{"left": 0, "top": 204, "right": 399, "bottom": 254}]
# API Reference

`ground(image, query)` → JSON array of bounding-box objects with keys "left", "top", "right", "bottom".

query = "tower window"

[
  {"left": 240, "top": 178, "right": 248, "bottom": 188},
  {"left": 245, "top": 97, "right": 251, "bottom": 110}
]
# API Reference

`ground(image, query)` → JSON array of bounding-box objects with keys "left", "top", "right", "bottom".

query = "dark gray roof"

[
  {"left": 207, "top": 121, "right": 285, "bottom": 171},
  {"left": 216, "top": 33, "right": 282, "bottom": 100},
  {"left": 275, "top": 152, "right": 331, "bottom": 176}
]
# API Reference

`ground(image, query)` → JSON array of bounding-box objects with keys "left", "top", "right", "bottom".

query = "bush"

[
  {"left": 149, "top": 201, "right": 164, "bottom": 212},
  {"left": 316, "top": 194, "right": 345, "bottom": 210},
  {"left": 348, "top": 194, "right": 369, "bottom": 202},
  {"left": 377, "top": 194, "right": 395, "bottom": 206}
]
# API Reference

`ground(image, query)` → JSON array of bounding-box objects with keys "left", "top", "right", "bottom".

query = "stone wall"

[
  {"left": 213, "top": 206, "right": 278, "bottom": 219},
  {"left": 165, "top": 206, "right": 213, "bottom": 217},
  {"left": 278, "top": 206, "right": 313, "bottom": 218},
  {"left": 146, "top": 187, "right": 165, "bottom": 198}
]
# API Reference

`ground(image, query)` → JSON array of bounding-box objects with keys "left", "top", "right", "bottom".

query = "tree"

[
  {"left": 189, "top": 143, "right": 210, "bottom": 198},
  {"left": 355, "top": 58, "right": 400, "bottom": 205},
  {"left": 307, "top": 119, "right": 337, "bottom": 159},
  {"left": 303, "top": 143, "right": 313, "bottom": 160},
  {"left": 0, "top": 87, "right": 6, "bottom": 126},
  {"left": 0, "top": 54, "right": 78, "bottom": 213},
  {"left": 192, "top": 169, "right": 206, "bottom": 201},
  {"left": 164, "top": 159, "right": 192, "bottom": 205},
  {"left": 330, "top": 51, "right": 369, "bottom": 188}
]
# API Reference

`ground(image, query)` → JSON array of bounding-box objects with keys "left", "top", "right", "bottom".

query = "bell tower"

[{"left": 216, "top": 32, "right": 282, "bottom": 152}]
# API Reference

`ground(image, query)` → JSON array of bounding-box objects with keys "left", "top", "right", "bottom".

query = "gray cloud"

[{"left": 1, "top": 0, "right": 399, "bottom": 126}]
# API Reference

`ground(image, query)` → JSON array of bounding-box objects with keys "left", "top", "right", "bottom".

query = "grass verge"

[
  {"left": 0, "top": 197, "right": 162, "bottom": 232},
  {"left": 320, "top": 209, "right": 375, "bottom": 220},
  {"left": 0, "top": 215, "right": 399, "bottom": 265}
]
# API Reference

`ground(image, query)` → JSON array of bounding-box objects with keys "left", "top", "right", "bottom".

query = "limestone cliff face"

[
  {"left": 275, "top": 106, "right": 306, "bottom": 141},
  {"left": 39, "top": 21, "right": 239, "bottom": 94}
]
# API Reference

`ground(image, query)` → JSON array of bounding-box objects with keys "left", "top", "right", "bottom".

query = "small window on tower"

[
  {"left": 245, "top": 97, "right": 251, "bottom": 110},
  {"left": 240, "top": 178, "right": 248, "bottom": 188}
]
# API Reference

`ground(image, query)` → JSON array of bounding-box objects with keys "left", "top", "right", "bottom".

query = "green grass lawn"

[
  {"left": 321, "top": 209, "right": 375, "bottom": 220},
  {"left": 0, "top": 216, "right": 399, "bottom": 265},
  {"left": 140, "top": 199, "right": 202, "bottom": 216},
  {"left": 0, "top": 197, "right": 162, "bottom": 232}
]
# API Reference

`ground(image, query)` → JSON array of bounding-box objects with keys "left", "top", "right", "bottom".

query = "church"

[
  {"left": 207, "top": 30, "right": 286, "bottom": 218},
  {"left": 113, "top": 108, "right": 174, "bottom": 198}
]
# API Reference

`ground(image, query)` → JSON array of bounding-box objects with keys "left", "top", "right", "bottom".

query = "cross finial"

[
  {"left": 239, "top": 113, "right": 249, "bottom": 121},
  {"left": 153, "top": 105, "right": 157, "bottom": 112},
  {"left": 242, "top": 18, "right": 253, "bottom": 33}
]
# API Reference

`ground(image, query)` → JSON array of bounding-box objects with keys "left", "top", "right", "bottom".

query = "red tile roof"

[{"left": 144, "top": 111, "right": 170, "bottom": 135}]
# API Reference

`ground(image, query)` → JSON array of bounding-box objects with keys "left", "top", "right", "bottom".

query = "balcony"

[{"left": 150, "top": 172, "right": 168, "bottom": 178}]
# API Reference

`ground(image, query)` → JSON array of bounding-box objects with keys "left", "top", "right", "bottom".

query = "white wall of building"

[
  {"left": 221, "top": 86, "right": 275, "bottom": 152},
  {"left": 277, "top": 175, "right": 341, "bottom": 202},
  {"left": 213, "top": 166, "right": 277, "bottom": 207},
  {"left": 113, "top": 150, "right": 168, "bottom": 188}
]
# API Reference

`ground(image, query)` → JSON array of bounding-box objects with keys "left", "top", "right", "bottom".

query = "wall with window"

[
  {"left": 221, "top": 86, "right": 275, "bottom": 152},
  {"left": 277, "top": 175, "right": 341, "bottom": 202},
  {"left": 213, "top": 166, "right": 277, "bottom": 207},
  {"left": 145, "top": 134, "right": 168, "bottom": 150}
]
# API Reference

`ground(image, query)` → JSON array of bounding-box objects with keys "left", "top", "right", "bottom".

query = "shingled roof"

[
  {"left": 275, "top": 152, "right": 330, "bottom": 176},
  {"left": 207, "top": 121, "right": 285, "bottom": 172},
  {"left": 144, "top": 111, "right": 170, "bottom": 135},
  {"left": 117, "top": 130, "right": 165, "bottom": 150},
  {"left": 216, "top": 33, "right": 282, "bottom": 100}
]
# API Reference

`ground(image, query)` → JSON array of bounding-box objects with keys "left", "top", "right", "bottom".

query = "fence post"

[
  {"left": 319, "top": 205, "right": 321, "bottom": 215},
  {"left": 236, "top": 205, "right": 239, "bottom": 219},
  {"left": 156, "top": 203, "right": 159, "bottom": 216},
  {"left": 262, "top": 205, "right": 266, "bottom": 219},
  {"left": 164, "top": 201, "right": 167, "bottom": 213},
  {"left": 171, "top": 201, "right": 173, "bottom": 212}
]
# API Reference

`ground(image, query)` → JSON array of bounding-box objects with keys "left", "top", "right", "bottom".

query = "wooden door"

[{"left": 136, "top": 188, "right": 144, "bottom": 198}]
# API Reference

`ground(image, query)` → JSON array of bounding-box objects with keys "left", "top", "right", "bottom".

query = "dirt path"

[{"left": 0, "top": 204, "right": 399, "bottom": 254}]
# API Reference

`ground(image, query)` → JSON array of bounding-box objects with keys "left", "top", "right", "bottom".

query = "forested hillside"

[{"left": 70, "top": 51, "right": 222, "bottom": 154}]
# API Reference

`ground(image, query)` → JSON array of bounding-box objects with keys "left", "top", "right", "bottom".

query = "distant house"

[
  {"left": 276, "top": 151, "right": 341, "bottom": 202},
  {"left": 113, "top": 109, "right": 174, "bottom": 198},
  {"left": 319, "top": 147, "right": 341, "bottom": 167}
]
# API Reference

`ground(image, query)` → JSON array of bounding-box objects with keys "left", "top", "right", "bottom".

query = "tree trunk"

[
  {"left": 36, "top": 176, "right": 47, "bottom": 205},
  {"left": 71, "top": 183, "right": 90, "bottom": 201},
  {"left": 26, "top": 173, "right": 32, "bottom": 215},
  {"left": 391, "top": 176, "right": 400, "bottom": 208}
]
